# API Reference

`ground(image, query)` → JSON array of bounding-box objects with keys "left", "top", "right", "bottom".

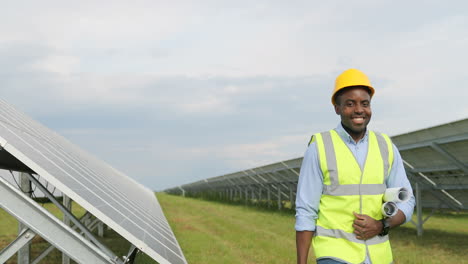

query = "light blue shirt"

[{"left": 295, "top": 123, "right": 415, "bottom": 231}]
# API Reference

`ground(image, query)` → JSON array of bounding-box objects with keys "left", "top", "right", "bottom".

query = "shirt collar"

[{"left": 334, "top": 123, "right": 369, "bottom": 144}]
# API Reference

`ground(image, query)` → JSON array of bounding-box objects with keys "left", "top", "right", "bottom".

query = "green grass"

[
  {"left": 392, "top": 211, "right": 468, "bottom": 264},
  {"left": 157, "top": 193, "right": 468, "bottom": 264},
  {"left": 2, "top": 194, "right": 467, "bottom": 264},
  {"left": 157, "top": 193, "right": 296, "bottom": 264}
]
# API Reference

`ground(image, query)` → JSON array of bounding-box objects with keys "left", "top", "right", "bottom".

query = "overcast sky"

[{"left": 1, "top": 1, "right": 468, "bottom": 191}]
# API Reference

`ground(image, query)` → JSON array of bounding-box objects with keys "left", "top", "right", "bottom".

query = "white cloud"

[
  {"left": 174, "top": 133, "right": 308, "bottom": 172},
  {"left": 1, "top": 1, "right": 468, "bottom": 189},
  {"left": 29, "top": 55, "right": 80, "bottom": 75}
]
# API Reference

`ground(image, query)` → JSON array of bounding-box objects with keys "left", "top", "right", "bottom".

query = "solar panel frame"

[{"left": 0, "top": 99, "right": 187, "bottom": 264}]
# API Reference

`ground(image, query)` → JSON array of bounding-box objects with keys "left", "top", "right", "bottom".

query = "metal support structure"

[
  {"left": 420, "top": 184, "right": 468, "bottom": 190},
  {"left": 25, "top": 173, "right": 119, "bottom": 261},
  {"left": 397, "top": 133, "right": 468, "bottom": 151},
  {"left": 18, "top": 172, "right": 32, "bottom": 264},
  {"left": 32, "top": 212, "right": 93, "bottom": 264},
  {"left": 267, "top": 186, "right": 271, "bottom": 208},
  {"left": 176, "top": 186, "right": 185, "bottom": 197},
  {"left": 263, "top": 171, "right": 291, "bottom": 199},
  {"left": 404, "top": 161, "right": 463, "bottom": 210},
  {"left": 63, "top": 195, "right": 72, "bottom": 264},
  {"left": 0, "top": 176, "right": 117, "bottom": 264},
  {"left": 410, "top": 182, "right": 440, "bottom": 237},
  {"left": 32, "top": 244, "right": 56, "bottom": 264},
  {"left": 277, "top": 185, "right": 282, "bottom": 210},
  {"left": 32, "top": 214, "right": 108, "bottom": 263},
  {"left": 87, "top": 218, "right": 103, "bottom": 233},
  {"left": 289, "top": 184, "right": 294, "bottom": 209},
  {"left": 431, "top": 143, "right": 468, "bottom": 174},
  {"left": 416, "top": 182, "right": 423, "bottom": 236},
  {"left": 0, "top": 228, "right": 36, "bottom": 264},
  {"left": 124, "top": 245, "right": 138, "bottom": 264},
  {"left": 98, "top": 221, "right": 104, "bottom": 237}
]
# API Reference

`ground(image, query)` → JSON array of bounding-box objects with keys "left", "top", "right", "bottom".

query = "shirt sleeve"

[
  {"left": 295, "top": 142, "right": 323, "bottom": 231},
  {"left": 386, "top": 144, "right": 415, "bottom": 223}
]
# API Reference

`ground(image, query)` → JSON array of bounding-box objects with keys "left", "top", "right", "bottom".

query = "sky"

[{"left": 1, "top": 1, "right": 468, "bottom": 191}]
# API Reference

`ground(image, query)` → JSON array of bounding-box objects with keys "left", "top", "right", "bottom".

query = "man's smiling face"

[{"left": 334, "top": 86, "right": 372, "bottom": 141}]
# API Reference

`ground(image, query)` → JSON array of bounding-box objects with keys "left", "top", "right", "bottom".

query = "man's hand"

[{"left": 352, "top": 212, "right": 382, "bottom": 240}]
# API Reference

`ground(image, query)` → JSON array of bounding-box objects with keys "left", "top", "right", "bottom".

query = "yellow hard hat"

[{"left": 332, "top": 68, "right": 374, "bottom": 105}]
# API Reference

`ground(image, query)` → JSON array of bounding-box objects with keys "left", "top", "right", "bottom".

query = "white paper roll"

[
  {"left": 381, "top": 201, "right": 398, "bottom": 217},
  {"left": 383, "top": 187, "right": 410, "bottom": 203}
]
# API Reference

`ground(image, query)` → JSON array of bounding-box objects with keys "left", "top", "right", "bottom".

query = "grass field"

[
  {"left": 157, "top": 193, "right": 468, "bottom": 264},
  {"left": 2, "top": 194, "right": 467, "bottom": 264}
]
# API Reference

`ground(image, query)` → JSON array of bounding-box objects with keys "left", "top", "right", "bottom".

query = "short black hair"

[{"left": 334, "top": 85, "right": 372, "bottom": 105}]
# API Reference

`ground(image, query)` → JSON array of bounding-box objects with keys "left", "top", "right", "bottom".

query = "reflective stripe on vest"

[
  {"left": 316, "top": 226, "right": 389, "bottom": 245},
  {"left": 312, "top": 129, "right": 394, "bottom": 264}
]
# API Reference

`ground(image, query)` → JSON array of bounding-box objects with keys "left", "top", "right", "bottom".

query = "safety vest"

[{"left": 310, "top": 129, "right": 394, "bottom": 264}]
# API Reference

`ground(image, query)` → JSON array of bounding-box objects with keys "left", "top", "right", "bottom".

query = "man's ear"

[{"left": 334, "top": 104, "right": 340, "bottom": 115}]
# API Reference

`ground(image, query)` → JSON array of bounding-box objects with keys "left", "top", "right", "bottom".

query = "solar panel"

[
  {"left": 167, "top": 118, "right": 468, "bottom": 213},
  {"left": 392, "top": 118, "right": 468, "bottom": 210},
  {"left": 0, "top": 99, "right": 187, "bottom": 264},
  {"left": 166, "top": 157, "right": 302, "bottom": 210}
]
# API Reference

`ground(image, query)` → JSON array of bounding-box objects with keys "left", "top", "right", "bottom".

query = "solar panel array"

[
  {"left": 166, "top": 158, "right": 302, "bottom": 209},
  {"left": 0, "top": 99, "right": 187, "bottom": 264},
  {"left": 166, "top": 119, "right": 468, "bottom": 212},
  {"left": 392, "top": 118, "right": 468, "bottom": 210}
]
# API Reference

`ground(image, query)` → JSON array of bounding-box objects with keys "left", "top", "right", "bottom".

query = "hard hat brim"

[{"left": 331, "top": 85, "right": 375, "bottom": 105}]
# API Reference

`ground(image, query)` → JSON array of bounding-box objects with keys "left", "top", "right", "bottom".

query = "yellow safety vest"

[{"left": 310, "top": 130, "right": 394, "bottom": 264}]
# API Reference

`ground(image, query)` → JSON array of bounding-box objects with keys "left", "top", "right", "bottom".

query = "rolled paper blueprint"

[
  {"left": 382, "top": 201, "right": 398, "bottom": 217},
  {"left": 383, "top": 187, "right": 410, "bottom": 203}
]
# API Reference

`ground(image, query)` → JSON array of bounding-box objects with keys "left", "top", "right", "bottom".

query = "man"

[{"left": 295, "top": 69, "right": 415, "bottom": 264}]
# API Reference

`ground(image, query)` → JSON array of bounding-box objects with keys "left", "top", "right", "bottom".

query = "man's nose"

[{"left": 354, "top": 105, "right": 364, "bottom": 114}]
